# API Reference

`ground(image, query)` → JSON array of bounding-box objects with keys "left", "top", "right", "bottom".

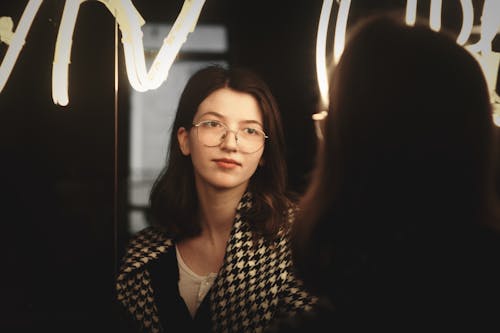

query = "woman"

[
  {"left": 269, "top": 12, "right": 500, "bottom": 331},
  {"left": 116, "top": 65, "right": 317, "bottom": 333}
]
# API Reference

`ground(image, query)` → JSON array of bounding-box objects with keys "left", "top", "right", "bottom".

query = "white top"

[{"left": 176, "top": 245, "right": 218, "bottom": 318}]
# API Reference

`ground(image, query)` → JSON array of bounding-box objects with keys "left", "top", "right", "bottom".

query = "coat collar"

[{"left": 117, "top": 191, "right": 253, "bottom": 280}]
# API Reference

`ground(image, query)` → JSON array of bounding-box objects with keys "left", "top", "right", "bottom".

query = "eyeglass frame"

[{"left": 191, "top": 119, "right": 269, "bottom": 153}]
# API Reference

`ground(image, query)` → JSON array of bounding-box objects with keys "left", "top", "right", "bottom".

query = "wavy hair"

[{"left": 149, "top": 65, "right": 291, "bottom": 241}]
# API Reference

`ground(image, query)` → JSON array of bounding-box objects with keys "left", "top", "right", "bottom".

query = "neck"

[{"left": 196, "top": 185, "right": 247, "bottom": 244}]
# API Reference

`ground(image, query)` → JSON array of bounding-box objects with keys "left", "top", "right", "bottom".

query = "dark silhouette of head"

[{"left": 292, "top": 13, "right": 498, "bottom": 322}]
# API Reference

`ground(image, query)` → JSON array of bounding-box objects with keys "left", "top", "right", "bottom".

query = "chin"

[{"left": 210, "top": 179, "right": 250, "bottom": 191}]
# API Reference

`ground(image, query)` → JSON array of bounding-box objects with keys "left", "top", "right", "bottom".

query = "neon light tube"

[
  {"left": 456, "top": 0, "right": 473, "bottom": 45},
  {"left": 405, "top": 0, "right": 417, "bottom": 26},
  {"left": 316, "top": 0, "right": 334, "bottom": 110},
  {"left": 429, "top": 0, "right": 442, "bottom": 31},
  {"left": 0, "top": 0, "right": 43, "bottom": 93},
  {"left": 333, "top": 0, "right": 351, "bottom": 64},
  {"left": 52, "top": 0, "right": 86, "bottom": 106}
]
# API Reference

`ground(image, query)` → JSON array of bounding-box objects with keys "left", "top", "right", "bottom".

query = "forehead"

[{"left": 195, "top": 88, "right": 263, "bottom": 123}]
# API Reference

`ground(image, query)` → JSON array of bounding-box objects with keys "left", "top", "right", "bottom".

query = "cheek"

[
  {"left": 248, "top": 151, "right": 264, "bottom": 171},
  {"left": 187, "top": 132, "right": 203, "bottom": 156},
  {"left": 188, "top": 145, "right": 206, "bottom": 169}
]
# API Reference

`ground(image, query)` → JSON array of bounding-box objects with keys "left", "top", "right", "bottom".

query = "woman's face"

[{"left": 177, "top": 87, "right": 265, "bottom": 193}]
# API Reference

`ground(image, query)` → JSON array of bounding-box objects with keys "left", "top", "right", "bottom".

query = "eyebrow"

[{"left": 197, "top": 111, "right": 264, "bottom": 127}]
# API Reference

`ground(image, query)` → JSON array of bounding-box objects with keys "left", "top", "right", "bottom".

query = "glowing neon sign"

[
  {"left": 315, "top": 0, "right": 500, "bottom": 123},
  {"left": 0, "top": 0, "right": 206, "bottom": 106}
]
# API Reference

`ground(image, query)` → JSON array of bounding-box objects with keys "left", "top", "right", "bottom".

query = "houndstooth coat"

[{"left": 116, "top": 193, "right": 317, "bottom": 333}]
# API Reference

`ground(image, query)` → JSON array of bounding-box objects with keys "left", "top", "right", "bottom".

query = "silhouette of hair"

[{"left": 292, "top": 13, "right": 496, "bottom": 309}]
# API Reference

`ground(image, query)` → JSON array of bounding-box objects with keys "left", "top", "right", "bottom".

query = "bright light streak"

[
  {"left": 312, "top": 110, "right": 328, "bottom": 141},
  {"left": 1, "top": 0, "right": 206, "bottom": 106},
  {"left": 0, "top": 0, "right": 43, "bottom": 93},
  {"left": 405, "top": 0, "right": 417, "bottom": 26},
  {"left": 147, "top": 0, "right": 205, "bottom": 90},
  {"left": 456, "top": 0, "right": 473, "bottom": 45},
  {"left": 469, "top": 0, "right": 500, "bottom": 53},
  {"left": 52, "top": 0, "right": 85, "bottom": 106},
  {"left": 0, "top": 0, "right": 498, "bottom": 114},
  {"left": 316, "top": 0, "right": 500, "bottom": 127},
  {"left": 0, "top": 17, "right": 14, "bottom": 44},
  {"left": 493, "top": 103, "right": 500, "bottom": 127},
  {"left": 429, "top": 0, "right": 442, "bottom": 31},
  {"left": 465, "top": 0, "right": 500, "bottom": 124},
  {"left": 112, "top": 0, "right": 150, "bottom": 91},
  {"left": 316, "top": 0, "right": 334, "bottom": 110},
  {"left": 333, "top": 0, "right": 351, "bottom": 64}
]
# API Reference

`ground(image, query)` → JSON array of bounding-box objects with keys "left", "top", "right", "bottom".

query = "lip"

[{"left": 213, "top": 158, "right": 241, "bottom": 168}]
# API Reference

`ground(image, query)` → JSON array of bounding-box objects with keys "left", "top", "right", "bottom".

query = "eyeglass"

[{"left": 192, "top": 119, "right": 268, "bottom": 154}]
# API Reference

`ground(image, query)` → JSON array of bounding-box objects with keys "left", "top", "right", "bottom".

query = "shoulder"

[
  {"left": 118, "top": 226, "right": 174, "bottom": 277},
  {"left": 264, "top": 297, "right": 335, "bottom": 333},
  {"left": 128, "top": 225, "right": 172, "bottom": 248}
]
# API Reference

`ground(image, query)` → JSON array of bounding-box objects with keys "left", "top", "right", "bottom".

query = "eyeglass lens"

[{"left": 194, "top": 121, "right": 266, "bottom": 153}]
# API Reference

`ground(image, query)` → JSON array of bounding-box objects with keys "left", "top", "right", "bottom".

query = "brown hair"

[{"left": 149, "top": 65, "right": 292, "bottom": 240}]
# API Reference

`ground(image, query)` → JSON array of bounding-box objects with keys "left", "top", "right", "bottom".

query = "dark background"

[{"left": 0, "top": 0, "right": 497, "bottom": 331}]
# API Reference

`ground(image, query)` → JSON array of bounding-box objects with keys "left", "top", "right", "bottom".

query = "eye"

[
  {"left": 242, "top": 127, "right": 261, "bottom": 136},
  {"left": 201, "top": 120, "right": 223, "bottom": 128}
]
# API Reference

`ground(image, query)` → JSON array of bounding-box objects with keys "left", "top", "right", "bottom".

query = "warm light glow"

[
  {"left": 52, "top": 0, "right": 84, "bottom": 106},
  {"left": 493, "top": 103, "right": 500, "bottom": 127},
  {"left": 0, "top": 17, "right": 14, "bottom": 44},
  {"left": 100, "top": 0, "right": 148, "bottom": 92},
  {"left": 312, "top": 110, "right": 328, "bottom": 141},
  {"left": 147, "top": 0, "right": 205, "bottom": 90},
  {"left": 0, "top": 0, "right": 43, "bottom": 93},
  {"left": 465, "top": 0, "right": 500, "bottom": 124},
  {"left": 333, "top": 0, "right": 351, "bottom": 64},
  {"left": 405, "top": 0, "right": 473, "bottom": 45},
  {"left": 429, "top": 0, "right": 442, "bottom": 31},
  {"left": 317, "top": 0, "right": 500, "bottom": 126},
  {"left": 405, "top": 0, "right": 417, "bottom": 26},
  {"left": 1, "top": 0, "right": 206, "bottom": 106},
  {"left": 312, "top": 110, "right": 328, "bottom": 121},
  {"left": 316, "top": 0, "right": 334, "bottom": 110},
  {"left": 1, "top": 0, "right": 498, "bottom": 114},
  {"left": 93, "top": 0, "right": 206, "bottom": 93},
  {"left": 456, "top": 0, "right": 473, "bottom": 45},
  {"left": 314, "top": 0, "right": 351, "bottom": 117},
  {"left": 467, "top": 0, "right": 500, "bottom": 54},
  {"left": 467, "top": 50, "right": 500, "bottom": 103}
]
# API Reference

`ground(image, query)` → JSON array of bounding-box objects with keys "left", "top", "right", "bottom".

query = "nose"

[{"left": 220, "top": 129, "right": 238, "bottom": 151}]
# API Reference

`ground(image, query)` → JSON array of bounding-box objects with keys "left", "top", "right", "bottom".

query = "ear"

[
  {"left": 177, "top": 127, "right": 191, "bottom": 156},
  {"left": 259, "top": 158, "right": 265, "bottom": 167}
]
